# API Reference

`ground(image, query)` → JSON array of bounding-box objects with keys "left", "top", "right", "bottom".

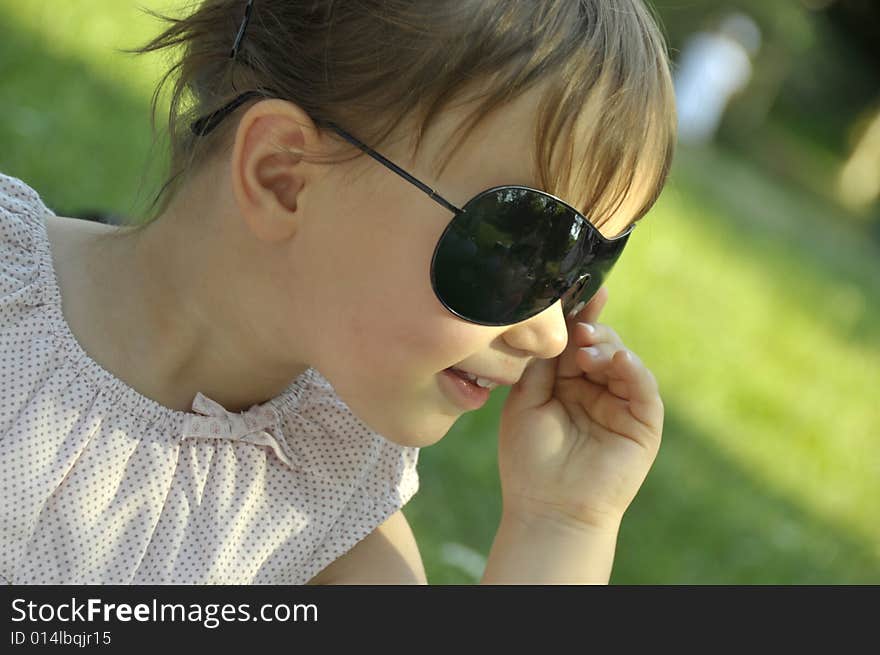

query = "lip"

[
  {"left": 439, "top": 368, "right": 492, "bottom": 410},
  {"left": 448, "top": 367, "right": 519, "bottom": 387}
]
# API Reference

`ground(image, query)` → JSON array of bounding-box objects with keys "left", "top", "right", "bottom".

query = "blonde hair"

[{"left": 132, "top": 0, "right": 676, "bottom": 231}]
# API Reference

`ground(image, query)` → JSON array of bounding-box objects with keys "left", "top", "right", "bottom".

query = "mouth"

[{"left": 445, "top": 367, "right": 502, "bottom": 389}]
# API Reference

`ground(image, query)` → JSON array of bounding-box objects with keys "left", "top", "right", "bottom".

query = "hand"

[{"left": 498, "top": 287, "right": 664, "bottom": 533}]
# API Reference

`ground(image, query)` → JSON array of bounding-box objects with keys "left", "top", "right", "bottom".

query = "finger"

[
  {"left": 576, "top": 347, "right": 662, "bottom": 428},
  {"left": 576, "top": 381, "right": 660, "bottom": 448},
  {"left": 570, "top": 363, "right": 663, "bottom": 447},
  {"left": 583, "top": 348, "right": 652, "bottom": 393},
  {"left": 569, "top": 380, "right": 633, "bottom": 434},
  {"left": 568, "top": 286, "right": 608, "bottom": 326},
  {"left": 557, "top": 288, "right": 610, "bottom": 380},
  {"left": 577, "top": 342, "right": 618, "bottom": 370},
  {"left": 576, "top": 341, "right": 619, "bottom": 385},
  {"left": 574, "top": 322, "right": 624, "bottom": 349},
  {"left": 609, "top": 350, "right": 663, "bottom": 431},
  {"left": 585, "top": 350, "right": 662, "bottom": 435},
  {"left": 507, "top": 354, "right": 558, "bottom": 412}
]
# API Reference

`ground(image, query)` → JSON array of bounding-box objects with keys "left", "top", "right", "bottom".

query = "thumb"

[{"left": 505, "top": 354, "right": 558, "bottom": 412}]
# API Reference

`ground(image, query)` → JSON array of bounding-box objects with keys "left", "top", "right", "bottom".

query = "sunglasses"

[{"left": 191, "top": 90, "right": 634, "bottom": 326}]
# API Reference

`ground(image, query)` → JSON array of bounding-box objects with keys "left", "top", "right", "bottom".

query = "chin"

[
  {"left": 374, "top": 412, "right": 455, "bottom": 449},
  {"left": 330, "top": 378, "right": 455, "bottom": 448}
]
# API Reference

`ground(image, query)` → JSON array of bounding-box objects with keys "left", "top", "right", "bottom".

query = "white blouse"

[{"left": 0, "top": 172, "right": 420, "bottom": 584}]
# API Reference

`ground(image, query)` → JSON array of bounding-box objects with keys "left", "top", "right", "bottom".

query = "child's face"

[{"left": 268, "top": 83, "right": 649, "bottom": 448}]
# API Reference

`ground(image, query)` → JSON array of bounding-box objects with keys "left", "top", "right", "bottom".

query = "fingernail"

[
  {"left": 579, "top": 322, "right": 596, "bottom": 335},
  {"left": 581, "top": 346, "right": 600, "bottom": 357}
]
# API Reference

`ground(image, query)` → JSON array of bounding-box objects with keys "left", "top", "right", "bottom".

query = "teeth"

[{"left": 452, "top": 369, "right": 498, "bottom": 389}]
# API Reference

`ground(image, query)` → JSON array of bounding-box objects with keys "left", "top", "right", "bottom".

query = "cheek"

[
  {"left": 343, "top": 294, "right": 446, "bottom": 373},
  {"left": 332, "top": 226, "right": 445, "bottom": 357},
  {"left": 300, "top": 199, "right": 486, "bottom": 376},
  {"left": 327, "top": 279, "right": 489, "bottom": 382}
]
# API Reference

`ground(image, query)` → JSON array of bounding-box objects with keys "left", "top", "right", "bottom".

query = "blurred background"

[{"left": 0, "top": 0, "right": 876, "bottom": 583}]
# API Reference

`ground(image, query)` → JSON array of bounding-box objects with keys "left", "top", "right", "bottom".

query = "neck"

[{"left": 78, "top": 189, "right": 308, "bottom": 414}]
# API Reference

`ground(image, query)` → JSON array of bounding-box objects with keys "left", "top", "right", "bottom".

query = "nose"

[{"left": 500, "top": 300, "right": 569, "bottom": 360}]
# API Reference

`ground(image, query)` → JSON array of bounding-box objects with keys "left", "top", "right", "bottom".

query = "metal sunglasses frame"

[{"left": 190, "top": 90, "right": 634, "bottom": 325}]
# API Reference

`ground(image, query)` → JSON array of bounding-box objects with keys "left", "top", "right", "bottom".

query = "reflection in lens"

[{"left": 432, "top": 187, "right": 631, "bottom": 325}]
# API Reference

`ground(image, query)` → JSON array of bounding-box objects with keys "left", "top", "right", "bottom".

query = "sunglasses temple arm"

[
  {"left": 189, "top": 92, "right": 464, "bottom": 216},
  {"left": 319, "top": 121, "right": 464, "bottom": 216}
]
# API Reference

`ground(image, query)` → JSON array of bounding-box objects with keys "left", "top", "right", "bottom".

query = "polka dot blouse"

[{"left": 0, "top": 172, "right": 420, "bottom": 584}]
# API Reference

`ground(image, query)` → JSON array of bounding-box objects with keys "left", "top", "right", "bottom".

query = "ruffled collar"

[{"left": 27, "top": 186, "right": 324, "bottom": 446}]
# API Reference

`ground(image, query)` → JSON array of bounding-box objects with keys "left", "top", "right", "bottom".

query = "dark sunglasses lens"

[
  {"left": 432, "top": 188, "right": 621, "bottom": 325},
  {"left": 558, "top": 233, "right": 628, "bottom": 317}
]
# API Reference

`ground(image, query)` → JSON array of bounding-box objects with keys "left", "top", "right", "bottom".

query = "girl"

[{"left": 0, "top": 0, "right": 674, "bottom": 584}]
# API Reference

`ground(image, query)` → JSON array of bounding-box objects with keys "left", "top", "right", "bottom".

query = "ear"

[{"left": 230, "top": 99, "right": 324, "bottom": 242}]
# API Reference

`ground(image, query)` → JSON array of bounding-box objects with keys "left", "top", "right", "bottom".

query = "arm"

[
  {"left": 480, "top": 512, "right": 620, "bottom": 585},
  {"left": 306, "top": 509, "right": 427, "bottom": 585},
  {"left": 493, "top": 287, "right": 663, "bottom": 584}
]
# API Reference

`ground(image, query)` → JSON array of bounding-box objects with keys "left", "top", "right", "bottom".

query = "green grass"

[{"left": 1, "top": 1, "right": 877, "bottom": 584}]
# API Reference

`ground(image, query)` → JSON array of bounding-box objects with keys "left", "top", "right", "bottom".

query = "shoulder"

[
  {"left": 307, "top": 508, "right": 427, "bottom": 585},
  {"left": 295, "top": 369, "right": 422, "bottom": 499},
  {"left": 0, "top": 172, "right": 45, "bottom": 253},
  {"left": 0, "top": 172, "right": 45, "bottom": 217},
  {"left": 0, "top": 172, "right": 52, "bottom": 310},
  {"left": 276, "top": 369, "right": 424, "bottom": 583}
]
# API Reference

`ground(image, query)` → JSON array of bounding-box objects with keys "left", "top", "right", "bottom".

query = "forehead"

[
  {"left": 417, "top": 83, "right": 545, "bottom": 188},
  {"left": 418, "top": 81, "right": 664, "bottom": 238}
]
